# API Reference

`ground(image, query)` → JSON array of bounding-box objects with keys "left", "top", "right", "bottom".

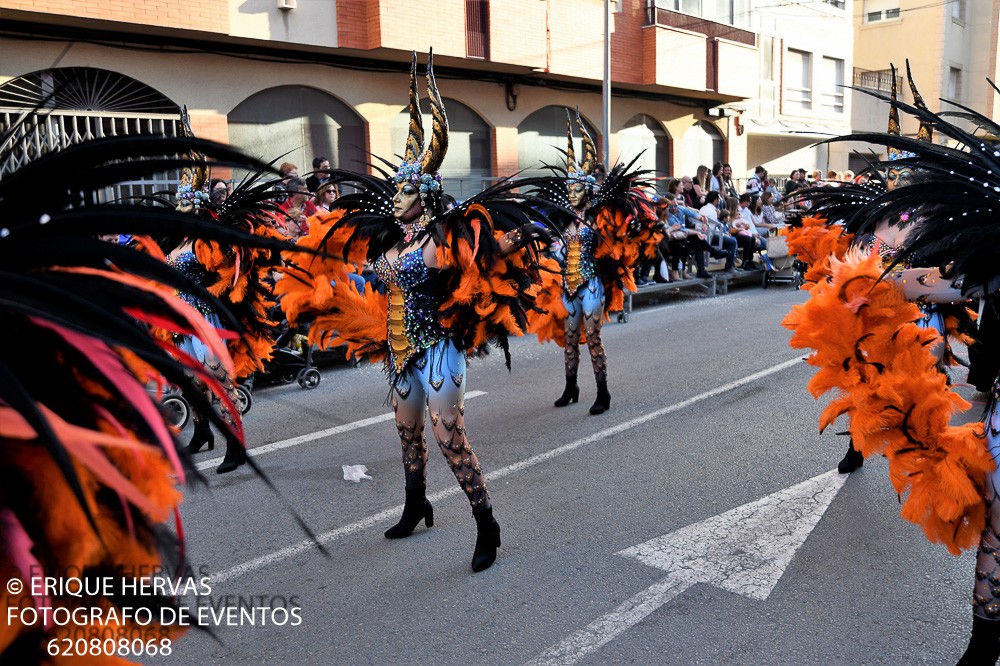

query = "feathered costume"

[
  {"left": 784, "top": 69, "right": 1000, "bottom": 662},
  {"left": 0, "top": 106, "right": 300, "bottom": 662},
  {"left": 276, "top": 51, "right": 556, "bottom": 573},
  {"left": 527, "top": 108, "right": 656, "bottom": 415},
  {"left": 165, "top": 110, "right": 287, "bottom": 474}
]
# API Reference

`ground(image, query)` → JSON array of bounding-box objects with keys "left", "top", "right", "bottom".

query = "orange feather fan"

[{"left": 783, "top": 249, "right": 993, "bottom": 553}]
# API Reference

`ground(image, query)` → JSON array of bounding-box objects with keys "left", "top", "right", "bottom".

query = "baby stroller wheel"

[
  {"left": 297, "top": 368, "right": 321, "bottom": 389},
  {"left": 235, "top": 384, "right": 253, "bottom": 415},
  {"left": 162, "top": 395, "right": 190, "bottom": 429}
]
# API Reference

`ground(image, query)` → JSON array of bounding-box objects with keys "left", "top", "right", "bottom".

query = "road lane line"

[
  {"left": 211, "top": 357, "right": 804, "bottom": 583},
  {"left": 195, "top": 390, "right": 488, "bottom": 470}
]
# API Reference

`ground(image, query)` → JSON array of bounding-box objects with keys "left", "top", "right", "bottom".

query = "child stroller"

[{"left": 257, "top": 322, "right": 321, "bottom": 389}]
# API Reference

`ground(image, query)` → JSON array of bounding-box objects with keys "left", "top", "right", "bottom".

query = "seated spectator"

[
  {"left": 659, "top": 193, "right": 728, "bottom": 279},
  {"left": 842, "top": 169, "right": 855, "bottom": 184},
  {"left": 313, "top": 182, "right": 339, "bottom": 213},
  {"left": 306, "top": 156, "right": 331, "bottom": 194},
  {"left": 721, "top": 163, "right": 739, "bottom": 198},
  {"left": 698, "top": 191, "right": 737, "bottom": 271},
  {"left": 750, "top": 194, "right": 778, "bottom": 237},
  {"left": 784, "top": 169, "right": 804, "bottom": 196},
  {"left": 760, "top": 191, "right": 783, "bottom": 230},
  {"left": 209, "top": 178, "right": 229, "bottom": 206},
  {"left": 273, "top": 162, "right": 299, "bottom": 204},
  {"left": 710, "top": 162, "right": 724, "bottom": 196},
  {"left": 694, "top": 165, "right": 711, "bottom": 204},
  {"left": 745, "top": 166, "right": 767, "bottom": 195},
  {"left": 679, "top": 175, "right": 701, "bottom": 208},
  {"left": 278, "top": 177, "right": 316, "bottom": 239},
  {"left": 733, "top": 194, "right": 765, "bottom": 270},
  {"left": 809, "top": 169, "right": 824, "bottom": 186}
]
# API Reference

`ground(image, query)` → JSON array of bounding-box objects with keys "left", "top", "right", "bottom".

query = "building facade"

[{"left": 851, "top": 0, "right": 1000, "bottom": 165}]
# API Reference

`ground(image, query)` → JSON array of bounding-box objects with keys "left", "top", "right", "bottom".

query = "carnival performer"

[
  {"left": 165, "top": 110, "right": 286, "bottom": 475},
  {"left": 276, "top": 52, "right": 556, "bottom": 573},
  {"left": 528, "top": 110, "right": 656, "bottom": 415},
  {"left": 785, "top": 74, "right": 1000, "bottom": 664},
  {"left": 0, "top": 108, "right": 295, "bottom": 658}
]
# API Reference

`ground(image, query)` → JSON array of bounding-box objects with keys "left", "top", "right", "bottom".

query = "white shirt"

[
  {"left": 699, "top": 203, "right": 719, "bottom": 222},
  {"left": 740, "top": 206, "right": 759, "bottom": 234}
]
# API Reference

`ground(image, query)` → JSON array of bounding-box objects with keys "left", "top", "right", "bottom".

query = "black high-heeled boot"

[
  {"left": 957, "top": 616, "right": 1000, "bottom": 665},
  {"left": 554, "top": 375, "right": 580, "bottom": 407},
  {"left": 837, "top": 440, "right": 863, "bottom": 474},
  {"left": 590, "top": 380, "right": 611, "bottom": 415},
  {"left": 216, "top": 434, "right": 246, "bottom": 475},
  {"left": 471, "top": 506, "right": 501, "bottom": 572},
  {"left": 186, "top": 419, "right": 214, "bottom": 454},
  {"left": 384, "top": 484, "right": 434, "bottom": 539}
]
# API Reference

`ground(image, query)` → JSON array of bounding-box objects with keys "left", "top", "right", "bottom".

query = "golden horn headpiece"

[
  {"left": 566, "top": 107, "right": 597, "bottom": 187},
  {"left": 886, "top": 63, "right": 912, "bottom": 161},
  {"left": 565, "top": 109, "right": 578, "bottom": 173},
  {"left": 394, "top": 50, "right": 448, "bottom": 197},
  {"left": 576, "top": 108, "right": 597, "bottom": 176},
  {"left": 905, "top": 59, "right": 934, "bottom": 143}
]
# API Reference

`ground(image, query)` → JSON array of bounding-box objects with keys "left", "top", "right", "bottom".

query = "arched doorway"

[
  {"left": 228, "top": 86, "right": 366, "bottom": 175},
  {"left": 680, "top": 121, "right": 724, "bottom": 178},
  {"left": 0, "top": 67, "right": 180, "bottom": 185},
  {"left": 389, "top": 97, "right": 491, "bottom": 200},
  {"left": 618, "top": 114, "right": 671, "bottom": 176},
  {"left": 518, "top": 106, "right": 600, "bottom": 177}
]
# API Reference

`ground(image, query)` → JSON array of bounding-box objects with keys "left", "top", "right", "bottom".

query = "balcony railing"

[
  {"left": 853, "top": 68, "right": 901, "bottom": 93},
  {"left": 644, "top": 0, "right": 756, "bottom": 46}
]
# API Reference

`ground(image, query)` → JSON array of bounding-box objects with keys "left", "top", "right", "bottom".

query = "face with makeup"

[
  {"left": 393, "top": 181, "right": 422, "bottom": 221},
  {"left": 567, "top": 181, "right": 588, "bottom": 210},
  {"left": 885, "top": 166, "right": 914, "bottom": 191}
]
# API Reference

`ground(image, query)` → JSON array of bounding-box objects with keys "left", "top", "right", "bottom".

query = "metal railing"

[
  {"left": 1, "top": 109, "right": 181, "bottom": 201},
  {"left": 852, "top": 68, "right": 902, "bottom": 93}
]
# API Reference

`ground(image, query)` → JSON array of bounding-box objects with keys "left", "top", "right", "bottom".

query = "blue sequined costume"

[
  {"left": 372, "top": 245, "right": 488, "bottom": 509},
  {"left": 558, "top": 223, "right": 607, "bottom": 383}
]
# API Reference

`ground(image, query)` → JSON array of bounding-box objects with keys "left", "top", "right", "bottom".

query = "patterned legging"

[
  {"left": 563, "top": 277, "right": 607, "bottom": 382},
  {"left": 973, "top": 381, "right": 1000, "bottom": 620},
  {"left": 177, "top": 315, "right": 241, "bottom": 433},
  {"left": 392, "top": 339, "right": 490, "bottom": 511}
]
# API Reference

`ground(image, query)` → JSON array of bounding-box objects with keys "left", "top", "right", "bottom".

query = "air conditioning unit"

[{"left": 278, "top": 0, "right": 296, "bottom": 10}]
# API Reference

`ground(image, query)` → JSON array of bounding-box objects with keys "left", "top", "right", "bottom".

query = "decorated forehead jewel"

[
  {"left": 394, "top": 50, "right": 449, "bottom": 198},
  {"left": 565, "top": 107, "right": 597, "bottom": 185}
]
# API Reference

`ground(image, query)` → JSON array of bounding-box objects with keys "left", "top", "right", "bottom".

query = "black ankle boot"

[
  {"left": 186, "top": 419, "right": 214, "bottom": 455},
  {"left": 385, "top": 485, "right": 434, "bottom": 539},
  {"left": 590, "top": 380, "right": 611, "bottom": 415},
  {"left": 957, "top": 616, "right": 1000, "bottom": 665},
  {"left": 837, "top": 440, "right": 863, "bottom": 474},
  {"left": 471, "top": 506, "right": 501, "bottom": 572},
  {"left": 554, "top": 375, "right": 579, "bottom": 407},
  {"left": 216, "top": 433, "right": 246, "bottom": 474}
]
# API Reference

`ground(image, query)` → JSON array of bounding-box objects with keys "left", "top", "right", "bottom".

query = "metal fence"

[{"left": 0, "top": 109, "right": 180, "bottom": 201}]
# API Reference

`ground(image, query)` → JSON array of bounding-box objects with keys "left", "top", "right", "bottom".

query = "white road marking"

[
  {"left": 210, "top": 356, "right": 804, "bottom": 583},
  {"left": 527, "top": 470, "right": 847, "bottom": 665},
  {"left": 195, "top": 390, "right": 488, "bottom": 470}
]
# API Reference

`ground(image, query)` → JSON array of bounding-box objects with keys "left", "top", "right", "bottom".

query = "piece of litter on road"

[{"left": 343, "top": 465, "right": 372, "bottom": 482}]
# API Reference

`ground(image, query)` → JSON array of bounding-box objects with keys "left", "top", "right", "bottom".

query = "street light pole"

[{"left": 602, "top": 0, "right": 611, "bottom": 169}]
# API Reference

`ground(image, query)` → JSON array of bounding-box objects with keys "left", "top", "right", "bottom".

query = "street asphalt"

[{"left": 150, "top": 282, "right": 985, "bottom": 665}]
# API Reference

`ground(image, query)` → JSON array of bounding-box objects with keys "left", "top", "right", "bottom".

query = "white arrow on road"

[{"left": 526, "top": 469, "right": 848, "bottom": 666}]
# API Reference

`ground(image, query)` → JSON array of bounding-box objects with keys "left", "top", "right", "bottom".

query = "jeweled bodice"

[
  {"left": 562, "top": 223, "right": 597, "bottom": 294},
  {"left": 866, "top": 234, "right": 911, "bottom": 271},
  {"left": 169, "top": 251, "right": 213, "bottom": 316},
  {"left": 372, "top": 248, "right": 446, "bottom": 375}
]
